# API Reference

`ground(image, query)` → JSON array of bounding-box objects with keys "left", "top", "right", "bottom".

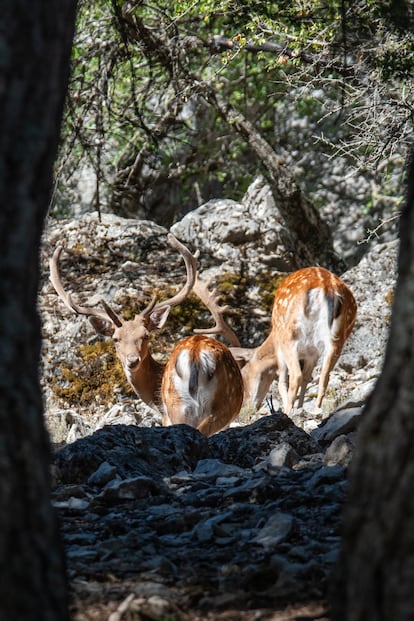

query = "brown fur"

[{"left": 161, "top": 335, "right": 244, "bottom": 436}]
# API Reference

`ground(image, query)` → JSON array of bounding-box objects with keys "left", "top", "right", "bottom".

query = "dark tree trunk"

[
  {"left": 331, "top": 152, "right": 414, "bottom": 620},
  {"left": 0, "top": 2, "right": 77, "bottom": 620}
]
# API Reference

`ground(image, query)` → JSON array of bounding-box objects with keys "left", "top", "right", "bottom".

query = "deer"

[
  {"left": 49, "top": 234, "right": 244, "bottom": 435},
  {"left": 161, "top": 334, "right": 244, "bottom": 437},
  {"left": 192, "top": 266, "right": 357, "bottom": 416}
]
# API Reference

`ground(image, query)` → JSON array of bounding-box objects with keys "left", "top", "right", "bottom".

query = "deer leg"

[
  {"left": 280, "top": 356, "right": 302, "bottom": 415},
  {"left": 297, "top": 360, "right": 315, "bottom": 408},
  {"left": 277, "top": 361, "right": 289, "bottom": 413},
  {"left": 315, "top": 348, "right": 340, "bottom": 409}
]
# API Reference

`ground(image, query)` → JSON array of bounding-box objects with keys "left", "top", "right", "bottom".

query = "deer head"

[{"left": 49, "top": 234, "right": 198, "bottom": 411}]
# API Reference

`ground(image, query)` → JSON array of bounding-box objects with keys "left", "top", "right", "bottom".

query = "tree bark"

[
  {"left": 0, "top": 2, "right": 77, "bottom": 620},
  {"left": 331, "top": 152, "right": 414, "bottom": 620}
]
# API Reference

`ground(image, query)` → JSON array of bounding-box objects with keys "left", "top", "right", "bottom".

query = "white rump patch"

[
  {"left": 171, "top": 348, "right": 218, "bottom": 428},
  {"left": 295, "top": 289, "right": 333, "bottom": 357},
  {"left": 174, "top": 349, "right": 191, "bottom": 381},
  {"left": 198, "top": 350, "right": 217, "bottom": 377}
]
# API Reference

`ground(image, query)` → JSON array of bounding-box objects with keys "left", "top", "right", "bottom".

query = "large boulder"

[{"left": 171, "top": 175, "right": 293, "bottom": 275}]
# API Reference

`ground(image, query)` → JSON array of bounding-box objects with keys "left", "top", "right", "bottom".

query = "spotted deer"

[
  {"left": 193, "top": 267, "right": 357, "bottom": 415},
  {"left": 161, "top": 335, "right": 244, "bottom": 437},
  {"left": 50, "top": 234, "right": 244, "bottom": 435}
]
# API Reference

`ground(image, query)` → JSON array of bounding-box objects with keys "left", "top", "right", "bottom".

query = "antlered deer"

[
  {"left": 193, "top": 266, "right": 357, "bottom": 415},
  {"left": 50, "top": 234, "right": 244, "bottom": 435}
]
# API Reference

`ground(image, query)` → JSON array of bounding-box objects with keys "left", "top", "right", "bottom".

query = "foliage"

[
  {"left": 53, "top": 0, "right": 414, "bottom": 223},
  {"left": 51, "top": 339, "right": 132, "bottom": 406}
]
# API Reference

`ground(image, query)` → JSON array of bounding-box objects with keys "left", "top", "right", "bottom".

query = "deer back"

[
  {"left": 272, "top": 267, "right": 356, "bottom": 356},
  {"left": 161, "top": 335, "right": 244, "bottom": 436}
]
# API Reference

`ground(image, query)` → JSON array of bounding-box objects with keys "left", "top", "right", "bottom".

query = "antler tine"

[
  {"left": 49, "top": 245, "right": 121, "bottom": 324},
  {"left": 141, "top": 234, "right": 199, "bottom": 316},
  {"left": 193, "top": 274, "right": 241, "bottom": 347}
]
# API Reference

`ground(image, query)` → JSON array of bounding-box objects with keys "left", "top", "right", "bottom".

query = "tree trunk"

[
  {"left": 0, "top": 2, "right": 77, "bottom": 620},
  {"left": 331, "top": 152, "right": 414, "bottom": 620},
  {"left": 209, "top": 96, "right": 346, "bottom": 273}
]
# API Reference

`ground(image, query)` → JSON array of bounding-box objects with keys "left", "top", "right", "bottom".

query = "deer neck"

[
  {"left": 126, "top": 353, "right": 165, "bottom": 412},
  {"left": 253, "top": 333, "right": 278, "bottom": 363},
  {"left": 241, "top": 333, "right": 279, "bottom": 409}
]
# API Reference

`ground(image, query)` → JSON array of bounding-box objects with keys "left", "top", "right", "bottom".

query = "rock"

[
  {"left": 87, "top": 461, "right": 118, "bottom": 486},
  {"left": 54, "top": 424, "right": 209, "bottom": 484},
  {"left": 308, "top": 464, "right": 346, "bottom": 489},
  {"left": 324, "top": 435, "right": 355, "bottom": 467},
  {"left": 252, "top": 512, "right": 293, "bottom": 547},
  {"left": 192, "top": 459, "right": 247, "bottom": 480},
  {"left": 96, "top": 475, "right": 165, "bottom": 502},
  {"left": 171, "top": 176, "right": 293, "bottom": 275},
  {"left": 267, "top": 443, "right": 300, "bottom": 468},
  {"left": 311, "top": 407, "right": 363, "bottom": 445},
  {"left": 335, "top": 378, "right": 378, "bottom": 409},
  {"left": 55, "top": 497, "right": 90, "bottom": 511},
  {"left": 340, "top": 240, "right": 397, "bottom": 369},
  {"left": 52, "top": 414, "right": 349, "bottom": 613},
  {"left": 208, "top": 413, "right": 321, "bottom": 468}
]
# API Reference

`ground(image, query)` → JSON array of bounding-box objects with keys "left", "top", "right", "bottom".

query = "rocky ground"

[{"left": 40, "top": 178, "right": 398, "bottom": 620}]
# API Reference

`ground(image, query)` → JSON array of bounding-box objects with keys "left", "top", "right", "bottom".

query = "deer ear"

[
  {"left": 148, "top": 306, "right": 170, "bottom": 331},
  {"left": 89, "top": 316, "right": 115, "bottom": 337}
]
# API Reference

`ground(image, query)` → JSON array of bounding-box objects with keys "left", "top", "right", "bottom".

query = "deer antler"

[
  {"left": 192, "top": 274, "right": 241, "bottom": 347},
  {"left": 140, "top": 233, "right": 199, "bottom": 317},
  {"left": 50, "top": 234, "right": 199, "bottom": 325},
  {"left": 49, "top": 245, "right": 122, "bottom": 325}
]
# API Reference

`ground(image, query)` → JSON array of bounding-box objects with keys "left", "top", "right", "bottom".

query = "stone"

[
  {"left": 252, "top": 512, "right": 293, "bottom": 547},
  {"left": 311, "top": 407, "right": 363, "bottom": 445},
  {"left": 52, "top": 417, "right": 348, "bottom": 612},
  {"left": 170, "top": 176, "right": 293, "bottom": 274},
  {"left": 324, "top": 435, "right": 355, "bottom": 467},
  {"left": 87, "top": 461, "right": 119, "bottom": 486},
  {"left": 267, "top": 443, "right": 300, "bottom": 468}
]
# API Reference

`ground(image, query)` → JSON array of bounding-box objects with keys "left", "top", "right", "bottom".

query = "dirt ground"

[{"left": 70, "top": 578, "right": 330, "bottom": 621}]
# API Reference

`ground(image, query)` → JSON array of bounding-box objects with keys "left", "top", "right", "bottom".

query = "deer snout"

[{"left": 125, "top": 354, "right": 141, "bottom": 370}]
